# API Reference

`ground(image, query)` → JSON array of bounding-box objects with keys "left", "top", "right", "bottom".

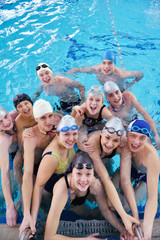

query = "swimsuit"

[
  {"left": 65, "top": 174, "right": 90, "bottom": 207},
  {"left": 42, "top": 148, "right": 76, "bottom": 193},
  {"left": 82, "top": 105, "right": 106, "bottom": 128}
]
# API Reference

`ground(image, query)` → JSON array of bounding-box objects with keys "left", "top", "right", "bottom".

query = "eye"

[
  {"left": 108, "top": 93, "right": 113, "bottom": 98},
  {"left": 86, "top": 172, "right": 91, "bottom": 176},
  {"left": 114, "top": 139, "right": 120, "bottom": 143},
  {"left": 49, "top": 114, "right": 53, "bottom": 118},
  {"left": 140, "top": 136, "right": 147, "bottom": 141},
  {"left": 73, "top": 132, "right": 78, "bottom": 136}
]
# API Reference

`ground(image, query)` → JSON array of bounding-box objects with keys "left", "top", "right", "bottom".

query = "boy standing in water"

[
  {"left": 34, "top": 63, "right": 85, "bottom": 113},
  {"left": 67, "top": 51, "right": 143, "bottom": 91},
  {"left": 119, "top": 119, "right": 160, "bottom": 239},
  {"left": 104, "top": 81, "right": 160, "bottom": 149},
  {"left": 20, "top": 99, "right": 61, "bottom": 234}
]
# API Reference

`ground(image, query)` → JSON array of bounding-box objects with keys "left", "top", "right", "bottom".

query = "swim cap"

[
  {"left": 102, "top": 51, "right": 116, "bottom": 65},
  {"left": 36, "top": 63, "right": 52, "bottom": 76},
  {"left": 57, "top": 115, "right": 78, "bottom": 132},
  {"left": 13, "top": 93, "right": 33, "bottom": 109},
  {"left": 72, "top": 151, "right": 94, "bottom": 170},
  {"left": 87, "top": 85, "right": 104, "bottom": 99},
  {"left": 127, "top": 119, "right": 150, "bottom": 137},
  {"left": 104, "top": 81, "right": 120, "bottom": 96},
  {"left": 33, "top": 99, "right": 53, "bottom": 119},
  {"left": 102, "top": 117, "right": 125, "bottom": 136},
  {"left": 0, "top": 106, "right": 8, "bottom": 118}
]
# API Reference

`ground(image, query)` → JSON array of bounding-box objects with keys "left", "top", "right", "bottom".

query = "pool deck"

[{"left": 1, "top": 219, "right": 160, "bottom": 240}]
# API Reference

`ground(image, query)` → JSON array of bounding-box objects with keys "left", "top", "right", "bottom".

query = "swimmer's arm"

[
  {"left": 142, "top": 150, "right": 160, "bottom": 239},
  {"left": 31, "top": 154, "right": 58, "bottom": 224},
  {"left": 67, "top": 65, "right": 97, "bottom": 74},
  {"left": 90, "top": 178, "right": 125, "bottom": 233},
  {"left": 0, "top": 137, "right": 17, "bottom": 227},
  {"left": 71, "top": 80, "right": 86, "bottom": 103},
  {"left": 124, "top": 71, "right": 144, "bottom": 89},
  {"left": 101, "top": 106, "right": 113, "bottom": 120},
  {"left": 131, "top": 93, "right": 160, "bottom": 148},
  {"left": 44, "top": 180, "right": 69, "bottom": 240},
  {"left": 32, "top": 85, "right": 43, "bottom": 101},
  {"left": 22, "top": 136, "right": 37, "bottom": 217},
  {"left": 119, "top": 147, "right": 139, "bottom": 220}
]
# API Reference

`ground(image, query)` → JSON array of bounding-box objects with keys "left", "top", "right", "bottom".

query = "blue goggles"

[
  {"left": 59, "top": 125, "right": 78, "bottom": 132},
  {"left": 127, "top": 126, "right": 150, "bottom": 136}
]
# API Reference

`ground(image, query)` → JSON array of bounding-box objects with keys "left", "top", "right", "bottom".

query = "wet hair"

[
  {"left": 72, "top": 151, "right": 94, "bottom": 170},
  {"left": 13, "top": 93, "right": 33, "bottom": 109}
]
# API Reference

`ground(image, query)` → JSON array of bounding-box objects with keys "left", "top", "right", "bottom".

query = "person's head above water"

[
  {"left": 0, "top": 106, "right": 13, "bottom": 131},
  {"left": 36, "top": 63, "right": 52, "bottom": 76},
  {"left": 102, "top": 51, "right": 116, "bottom": 65},
  {"left": 87, "top": 85, "right": 104, "bottom": 100},
  {"left": 72, "top": 151, "right": 94, "bottom": 170},
  {"left": 33, "top": 99, "right": 53, "bottom": 119},
  {"left": 104, "top": 81, "right": 120, "bottom": 96},
  {"left": 102, "top": 117, "right": 125, "bottom": 136},
  {"left": 13, "top": 93, "right": 33, "bottom": 109},
  {"left": 127, "top": 119, "right": 150, "bottom": 138},
  {"left": 57, "top": 115, "right": 78, "bottom": 133}
]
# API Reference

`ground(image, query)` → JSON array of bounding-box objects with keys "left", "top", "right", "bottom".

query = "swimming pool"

[{"left": 0, "top": 0, "right": 160, "bottom": 233}]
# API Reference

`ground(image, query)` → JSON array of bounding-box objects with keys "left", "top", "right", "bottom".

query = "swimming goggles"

[
  {"left": 88, "top": 88, "right": 104, "bottom": 98},
  {"left": 59, "top": 125, "right": 78, "bottom": 132},
  {"left": 36, "top": 64, "right": 51, "bottom": 71},
  {"left": 127, "top": 126, "right": 150, "bottom": 136},
  {"left": 104, "top": 126, "right": 123, "bottom": 136},
  {"left": 74, "top": 163, "right": 94, "bottom": 170}
]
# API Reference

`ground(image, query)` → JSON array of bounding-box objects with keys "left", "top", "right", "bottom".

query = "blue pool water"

[{"left": 0, "top": 0, "right": 160, "bottom": 231}]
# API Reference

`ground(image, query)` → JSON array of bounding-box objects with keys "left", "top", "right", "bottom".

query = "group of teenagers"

[{"left": 0, "top": 51, "right": 160, "bottom": 240}]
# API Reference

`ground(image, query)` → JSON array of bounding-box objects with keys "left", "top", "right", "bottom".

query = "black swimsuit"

[
  {"left": 65, "top": 175, "right": 89, "bottom": 206},
  {"left": 82, "top": 105, "right": 106, "bottom": 128}
]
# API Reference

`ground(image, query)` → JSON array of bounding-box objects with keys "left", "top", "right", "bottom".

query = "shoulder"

[{"left": 0, "top": 132, "right": 12, "bottom": 146}]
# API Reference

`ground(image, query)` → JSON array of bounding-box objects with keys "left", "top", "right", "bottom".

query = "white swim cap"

[
  {"left": 104, "top": 81, "right": 120, "bottom": 96},
  {"left": 87, "top": 85, "right": 104, "bottom": 99},
  {"left": 102, "top": 117, "right": 125, "bottom": 136},
  {"left": 0, "top": 106, "right": 8, "bottom": 118},
  {"left": 57, "top": 115, "right": 78, "bottom": 132},
  {"left": 36, "top": 63, "right": 52, "bottom": 76},
  {"left": 33, "top": 99, "right": 53, "bottom": 119}
]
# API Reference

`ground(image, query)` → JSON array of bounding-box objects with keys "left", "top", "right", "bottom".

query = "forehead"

[
  {"left": 102, "top": 60, "right": 113, "bottom": 64},
  {"left": 87, "top": 95, "right": 102, "bottom": 100},
  {"left": 38, "top": 112, "right": 53, "bottom": 118},
  {"left": 128, "top": 131, "right": 147, "bottom": 138},
  {"left": 102, "top": 131, "right": 120, "bottom": 140},
  {"left": 38, "top": 69, "right": 51, "bottom": 76},
  {"left": 17, "top": 100, "right": 31, "bottom": 106}
]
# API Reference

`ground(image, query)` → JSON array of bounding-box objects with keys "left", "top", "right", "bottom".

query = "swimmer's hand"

[
  {"left": 120, "top": 229, "right": 136, "bottom": 240},
  {"left": 6, "top": 203, "right": 18, "bottom": 227},
  {"left": 154, "top": 135, "right": 160, "bottom": 150},
  {"left": 19, "top": 215, "right": 36, "bottom": 238},
  {"left": 120, "top": 133, "right": 127, "bottom": 147},
  {"left": 23, "top": 128, "right": 36, "bottom": 138},
  {"left": 87, "top": 232, "right": 104, "bottom": 239},
  {"left": 81, "top": 141, "right": 95, "bottom": 154},
  {"left": 32, "top": 86, "right": 43, "bottom": 101},
  {"left": 121, "top": 213, "right": 140, "bottom": 237}
]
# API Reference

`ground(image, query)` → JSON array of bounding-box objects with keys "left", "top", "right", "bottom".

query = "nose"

[
  {"left": 80, "top": 174, "right": 87, "bottom": 182},
  {"left": 107, "top": 139, "right": 113, "bottom": 148},
  {"left": 133, "top": 137, "right": 140, "bottom": 145}
]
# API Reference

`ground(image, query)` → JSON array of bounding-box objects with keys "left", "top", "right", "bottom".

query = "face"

[
  {"left": 38, "top": 70, "right": 53, "bottom": 85},
  {"left": 16, "top": 101, "right": 33, "bottom": 117},
  {"left": 127, "top": 132, "right": 148, "bottom": 152},
  {"left": 101, "top": 131, "right": 121, "bottom": 154},
  {"left": 101, "top": 60, "right": 115, "bottom": 75},
  {"left": 86, "top": 95, "right": 103, "bottom": 115},
  {"left": 36, "top": 112, "right": 54, "bottom": 132},
  {"left": 107, "top": 90, "right": 123, "bottom": 107},
  {"left": 72, "top": 166, "right": 94, "bottom": 192},
  {"left": 0, "top": 113, "right": 13, "bottom": 131},
  {"left": 58, "top": 129, "right": 78, "bottom": 149}
]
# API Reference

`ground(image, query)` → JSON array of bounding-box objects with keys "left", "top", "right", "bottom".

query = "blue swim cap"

[
  {"left": 102, "top": 51, "right": 116, "bottom": 65},
  {"left": 127, "top": 119, "right": 150, "bottom": 137}
]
